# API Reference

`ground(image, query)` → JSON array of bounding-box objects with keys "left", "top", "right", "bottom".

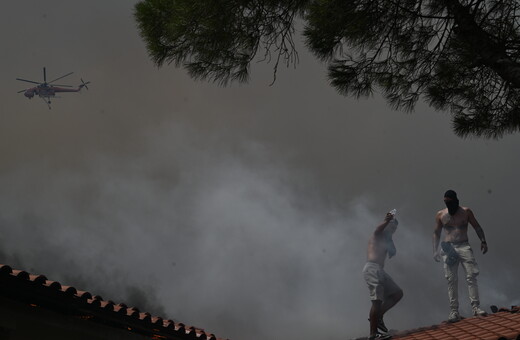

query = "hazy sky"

[{"left": 1, "top": 2, "right": 519, "bottom": 340}]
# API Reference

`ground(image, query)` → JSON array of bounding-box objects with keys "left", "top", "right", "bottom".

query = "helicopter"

[{"left": 17, "top": 67, "right": 90, "bottom": 109}]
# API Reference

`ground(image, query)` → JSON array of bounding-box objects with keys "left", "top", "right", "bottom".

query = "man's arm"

[
  {"left": 374, "top": 213, "right": 393, "bottom": 235},
  {"left": 433, "top": 212, "right": 443, "bottom": 262},
  {"left": 468, "top": 208, "right": 488, "bottom": 254}
]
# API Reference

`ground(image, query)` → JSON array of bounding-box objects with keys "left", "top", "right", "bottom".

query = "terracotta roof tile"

[
  {"left": 152, "top": 316, "right": 164, "bottom": 326},
  {"left": 127, "top": 306, "right": 140, "bottom": 318},
  {"left": 163, "top": 319, "right": 176, "bottom": 329},
  {"left": 12, "top": 269, "right": 30, "bottom": 280},
  {"left": 60, "top": 285, "right": 78, "bottom": 296},
  {"left": 75, "top": 290, "right": 92, "bottom": 300},
  {"left": 87, "top": 297, "right": 101, "bottom": 308},
  {"left": 0, "top": 264, "right": 12, "bottom": 274},
  {"left": 140, "top": 312, "right": 152, "bottom": 323},
  {"left": 113, "top": 303, "right": 128, "bottom": 314},
  {"left": 393, "top": 307, "right": 520, "bottom": 340},
  {"left": 0, "top": 264, "right": 228, "bottom": 340},
  {"left": 29, "top": 274, "right": 47, "bottom": 285},
  {"left": 44, "top": 280, "right": 62, "bottom": 290},
  {"left": 99, "top": 300, "right": 115, "bottom": 310}
]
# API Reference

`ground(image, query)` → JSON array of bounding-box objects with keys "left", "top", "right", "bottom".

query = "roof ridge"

[{"left": 0, "top": 263, "right": 227, "bottom": 340}]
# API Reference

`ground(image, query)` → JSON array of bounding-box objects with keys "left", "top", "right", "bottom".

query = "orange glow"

[
  {"left": 151, "top": 335, "right": 167, "bottom": 340},
  {"left": 77, "top": 315, "right": 94, "bottom": 320}
]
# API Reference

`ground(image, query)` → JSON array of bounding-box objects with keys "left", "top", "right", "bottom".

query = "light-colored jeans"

[{"left": 441, "top": 242, "right": 481, "bottom": 311}]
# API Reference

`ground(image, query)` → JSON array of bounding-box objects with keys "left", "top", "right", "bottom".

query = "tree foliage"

[{"left": 135, "top": 0, "right": 520, "bottom": 138}]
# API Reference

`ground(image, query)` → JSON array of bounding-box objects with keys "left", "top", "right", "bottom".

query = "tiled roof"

[
  {"left": 392, "top": 306, "right": 520, "bottom": 340},
  {"left": 0, "top": 264, "right": 227, "bottom": 340}
]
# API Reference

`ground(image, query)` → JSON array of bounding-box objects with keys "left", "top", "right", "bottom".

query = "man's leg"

[
  {"left": 370, "top": 289, "right": 403, "bottom": 334},
  {"left": 457, "top": 244, "right": 486, "bottom": 316},
  {"left": 381, "top": 289, "right": 403, "bottom": 315},
  {"left": 364, "top": 264, "right": 392, "bottom": 338},
  {"left": 443, "top": 254, "right": 460, "bottom": 321},
  {"left": 369, "top": 300, "right": 383, "bottom": 337},
  {"left": 375, "top": 273, "right": 403, "bottom": 333}
]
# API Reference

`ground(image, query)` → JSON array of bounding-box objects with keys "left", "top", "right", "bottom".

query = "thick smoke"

[
  {"left": 0, "top": 121, "right": 516, "bottom": 340},
  {"left": 0, "top": 122, "right": 375, "bottom": 339}
]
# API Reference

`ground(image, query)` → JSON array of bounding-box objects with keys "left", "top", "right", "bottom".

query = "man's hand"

[
  {"left": 433, "top": 251, "right": 441, "bottom": 262},
  {"left": 481, "top": 241, "right": 488, "bottom": 254}
]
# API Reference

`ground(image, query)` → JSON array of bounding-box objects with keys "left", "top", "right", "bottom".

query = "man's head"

[{"left": 444, "top": 190, "right": 460, "bottom": 215}]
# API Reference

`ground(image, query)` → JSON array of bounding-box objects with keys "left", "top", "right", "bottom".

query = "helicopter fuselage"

[{"left": 24, "top": 85, "right": 81, "bottom": 99}]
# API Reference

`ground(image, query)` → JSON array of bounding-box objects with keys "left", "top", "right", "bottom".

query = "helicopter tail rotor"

[{"left": 80, "top": 78, "right": 90, "bottom": 90}]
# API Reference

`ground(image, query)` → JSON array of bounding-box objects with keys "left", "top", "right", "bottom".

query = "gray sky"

[{"left": 1, "top": 1, "right": 519, "bottom": 340}]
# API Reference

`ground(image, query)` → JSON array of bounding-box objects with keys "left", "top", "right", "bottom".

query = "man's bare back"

[{"left": 367, "top": 213, "right": 397, "bottom": 266}]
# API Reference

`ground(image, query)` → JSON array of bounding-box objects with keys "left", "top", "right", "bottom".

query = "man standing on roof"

[
  {"left": 433, "top": 190, "right": 488, "bottom": 322},
  {"left": 363, "top": 211, "right": 403, "bottom": 340}
]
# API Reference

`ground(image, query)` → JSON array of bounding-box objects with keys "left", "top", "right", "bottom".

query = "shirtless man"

[
  {"left": 433, "top": 190, "right": 488, "bottom": 322},
  {"left": 363, "top": 212, "right": 403, "bottom": 340}
]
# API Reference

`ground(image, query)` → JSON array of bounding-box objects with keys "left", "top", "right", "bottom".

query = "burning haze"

[{"left": 0, "top": 1, "right": 519, "bottom": 339}]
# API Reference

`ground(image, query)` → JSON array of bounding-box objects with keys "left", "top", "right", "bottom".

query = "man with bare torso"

[
  {"left": 363, "top": 212, "right": 403, "bottom": 340},
  {"left": 433, "top": 190, "right": 488, "bottom": 322}
]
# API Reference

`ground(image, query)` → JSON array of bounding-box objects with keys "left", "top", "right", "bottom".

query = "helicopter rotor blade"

[
  {"left": 16, "top": 78, "right": 41, "bottom": 85},
  {"left": 17, "top": 89, "right": 28, "bottom": 93},
  {"left": 48, "top": 72, "right": 74, "bottom": 84},
  {"left": 51, "top": 84, "right": 74, "bottom": 87},
  {"left": 43, "top": 67, "right": 46, "bottom": 83}
]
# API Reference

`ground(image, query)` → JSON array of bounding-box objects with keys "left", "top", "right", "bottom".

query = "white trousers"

[{"left": 441, "top": 242, "right": 481, "bottom": 311}]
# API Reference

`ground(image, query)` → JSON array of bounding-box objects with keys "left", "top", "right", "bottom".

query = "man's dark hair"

[{"left": 444, "top": 190, "right": 458, "bottom": 200}]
